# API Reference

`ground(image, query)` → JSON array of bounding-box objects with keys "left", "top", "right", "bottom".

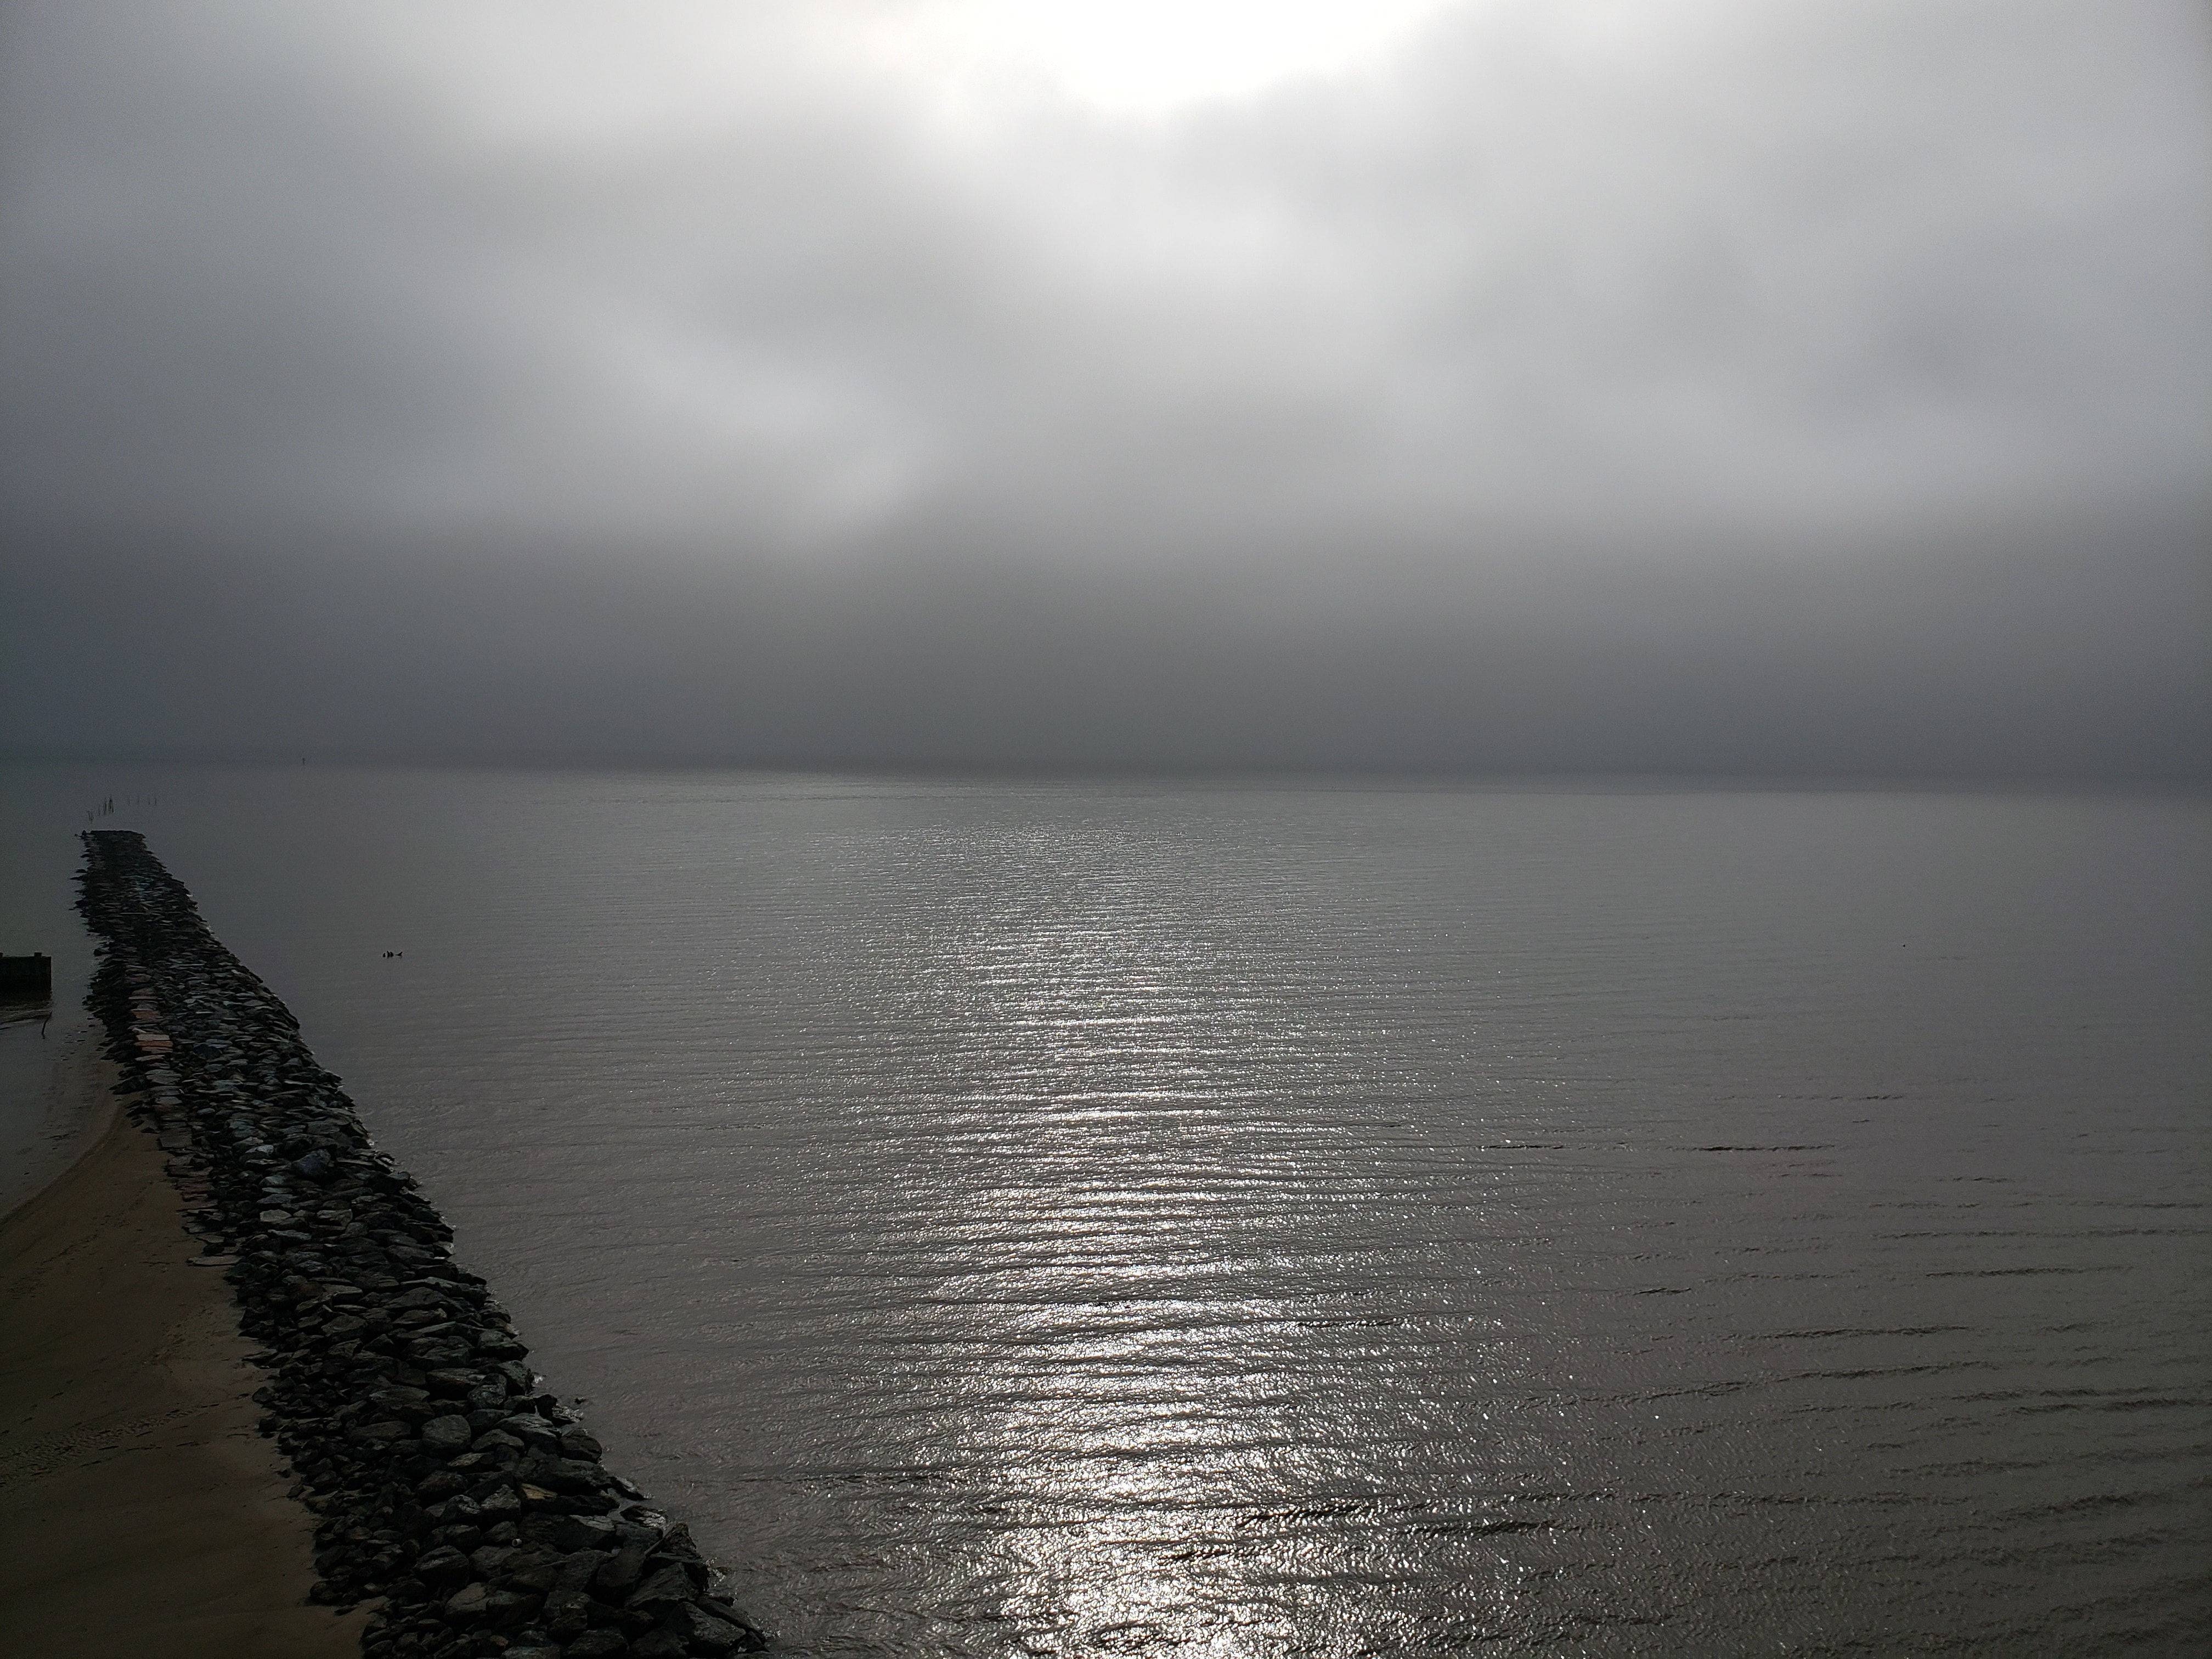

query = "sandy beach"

[{"left": 0, "top": 1037, "right": 367, "bottom": 1657}]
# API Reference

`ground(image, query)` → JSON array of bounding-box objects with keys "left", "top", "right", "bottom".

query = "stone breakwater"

[{"left": 75, "top": 831, "right": 768, "bottom": 1659}]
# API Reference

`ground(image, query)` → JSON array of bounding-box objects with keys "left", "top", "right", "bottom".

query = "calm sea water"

[{"left": 3, "top": 763, "right": 2207, "bottom": 1655}]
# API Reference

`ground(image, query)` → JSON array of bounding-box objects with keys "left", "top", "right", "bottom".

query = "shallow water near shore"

[{"left": 3, "top": 762, "right": 2208, "bottom": 1654}]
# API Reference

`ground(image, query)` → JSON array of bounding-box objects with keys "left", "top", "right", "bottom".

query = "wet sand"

[
  {"left": 0, "top": 1015, "right": 97, "bottom": 1218},
  {"left": 0, "top": 1040, "right": 367, "bottom": 1657}
]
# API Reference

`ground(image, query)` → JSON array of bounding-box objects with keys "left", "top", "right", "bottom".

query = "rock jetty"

[{"left": 76, "top": 830, "right": 767, "bottom": 1659}]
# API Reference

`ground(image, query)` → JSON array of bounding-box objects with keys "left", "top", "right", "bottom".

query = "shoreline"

[
  {"left": 0, "top": 1036, "right": 366, "bottom": 1656},
  {"left": 62, "top": 828, "right": 764, "bottom": 1659}
]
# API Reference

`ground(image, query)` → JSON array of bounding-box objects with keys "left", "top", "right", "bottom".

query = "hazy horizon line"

[{"left": 9, "top": 747, "right": 2206, "bottom": 794}]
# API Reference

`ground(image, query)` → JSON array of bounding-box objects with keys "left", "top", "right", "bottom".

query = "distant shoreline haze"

[
  {"left": 3, "top": 520, "right": 2205, "bottom": 781},
  {"left": 5, "top": 756, "right": 2210, "bottom": 790}
]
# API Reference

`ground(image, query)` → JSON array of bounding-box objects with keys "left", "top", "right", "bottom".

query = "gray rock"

[
  {"left": 660, "top": 1600, "right": 757, "bottom": 1654},
  {"left": 443, "top": 1582, "right": 492, "bottom": 1620},
  {"left": 542, "top": 1457, "right": 615, "bottom": 1494},
  {"left": 595, "top": 1543, "right": 650, "bottom": 1597},
  {"left": 522, "top": 1511, "right": 616, "bottom": 1553},
  {"left": 420, "top": 1414, "right": 473, "bottom": 1455},
  {"left": 427, "top": 1493, "right": 481, "bottom": 1525},
  {"left": 657, "top": 1522, "right": 705, "bottom": 1562},
  {"left": 477, "top": 1485, "right": 522, "bottom": 1519},
  {"left": 499, "top": 1548, "right": 562, "bottom": 1594},
  {"left": 627, "top": 1564, "right": 697, "bottom": 1612},
  {"left": 555, "top": 1550, "right": 608, "bottom": 1591},
  {"left": 413, "top": 1544, "right": 471, "bottom": 1587},
  {"left": 482, "top": 1587, "right": 543, "bottom": 1628},
  {"left": 565, "top": 1633, "right": 630, "bottom": 1658},
  {"left": 542, "top": 1585, "right": 594, "bottom": 1640}
]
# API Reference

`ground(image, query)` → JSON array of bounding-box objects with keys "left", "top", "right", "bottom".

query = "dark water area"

[{"left": 3, "top": 762, "right": 2208, "bottom": 1654}]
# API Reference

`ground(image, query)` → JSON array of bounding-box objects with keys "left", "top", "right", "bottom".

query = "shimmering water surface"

[{"left": 3, "top": 764, "right": 2207, "bottom": 1654}]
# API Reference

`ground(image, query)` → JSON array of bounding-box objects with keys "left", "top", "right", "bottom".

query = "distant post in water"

[{"left": 0, "top": 953, "right": 53, "bottom": 996}]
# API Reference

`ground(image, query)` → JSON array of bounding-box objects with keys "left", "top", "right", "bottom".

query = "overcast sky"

[{"left": 3, "top": 0, "right": 2207, "bottom": 774}]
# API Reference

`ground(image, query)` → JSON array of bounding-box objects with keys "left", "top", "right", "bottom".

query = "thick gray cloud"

[{"left": 2, "top": 0, "right": 2206, "bottom": 774}]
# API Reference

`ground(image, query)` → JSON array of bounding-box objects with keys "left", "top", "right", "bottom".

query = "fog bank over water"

[
  {"left": 2, "top": 1, "right": 2207, "bottom": 774},
  {"left": 13, "top": 521, "right": 2204, "bottom": 776}
]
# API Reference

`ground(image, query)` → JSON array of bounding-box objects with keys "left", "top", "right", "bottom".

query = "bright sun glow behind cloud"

[{"left": 882, "top": 0, "right": 1457, "bottom": 111}]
